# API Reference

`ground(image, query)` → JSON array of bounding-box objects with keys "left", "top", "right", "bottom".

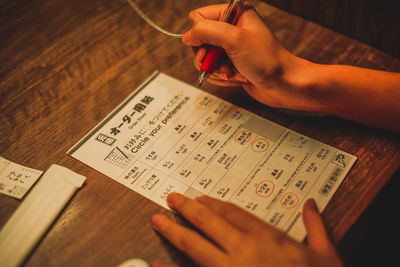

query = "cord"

[{"left": 125, "top": 0, "right": 184, "bottom": 38}]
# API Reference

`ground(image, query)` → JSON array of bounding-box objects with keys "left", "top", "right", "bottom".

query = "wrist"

[{"left": 284, "top": 56, "right": 334, "bottom": 113}]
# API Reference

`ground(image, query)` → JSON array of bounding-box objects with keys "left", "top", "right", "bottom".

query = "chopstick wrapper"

[{"left": 0, "top": 164, "right": 86, "bottom": 267}]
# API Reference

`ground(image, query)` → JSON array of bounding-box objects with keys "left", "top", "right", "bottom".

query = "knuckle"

[
  {"left": 231, "top": 230, "right": 248, "bottom": 248},
  {"left": 190, "top": 206, "right": 211, "bottom": 227},
  {"left": 173, "top": 197, "right": 211, "bottom": 228},
  {"left": 194, "top": 20, "right": 209, "bottom": 34},
  {"left": 231, "top": 234, "right": 254, "bottom": 254},
  {"left": 230, "top": 27, "right": 245, "bottom": 44},
  {"left": 188, "top": 9, "right": 202, "bottom": 23},
  {"left": 191, "top": 21, "right": 211, "bottom": 44},
  {"left": 219, "top": 201, "right": 240, "bottom": 215},
  {"left": 188, "top": 10, "right": 196, "bottom": 20},
  {"left": 226, "top": 28, "right": 246, "bottom": 54},
  {"left": 172, "top": 195, "right": 190, "bottom": 211},
  {"left": 176, "top": 229, "right": 196, "bottom": 250}
]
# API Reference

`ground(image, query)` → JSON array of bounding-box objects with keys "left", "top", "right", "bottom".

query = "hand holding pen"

[
  {"left": 182, "top": 0, "right": 400, "bottom": 132},
  {"left": 181, "top": 1, "right": 309, "bottom": 111},
  {"left": 197, "top": 0, "right": 245, "bottom": 87}
]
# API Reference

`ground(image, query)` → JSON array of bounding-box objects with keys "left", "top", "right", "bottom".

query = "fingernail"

[
  {"left": 196, "top": 195, "right": 209, "bottom": 204},
  {"left": 151, "top": 214, "right": 164, "bottom": 231},
  {"left": 306, "top": 198, "right": 318, "bottom": 212},
  {"left": 166, "top": 192, "right": 181, "bottom": 208}
]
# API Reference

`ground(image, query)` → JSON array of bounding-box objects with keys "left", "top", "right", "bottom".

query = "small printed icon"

[
  {"left": 175, "top": 124, "right": 182, "bottom": 131},
  {"left": 190, "top": 131, "right": 202, "bottom": 141},
  {"left": 332, "top": 154, "right": 346, "bottom": 168},
  {"left": 104, "top": 147, "right": 133, "bottom": 168},
  {"left": 234, "top": 130, "right": 252, "bottom": 145},
  {"left": 95, "top": 133, "right": 116, "bottom": 146},
  {"left": 251, "top": 137, "right": 269, "bottom": 152}
]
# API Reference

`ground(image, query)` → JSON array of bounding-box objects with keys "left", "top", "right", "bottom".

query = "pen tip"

[
  {"left": 198, "top": 75, "right": 204, "bottom": 88},
  {"left": 198, "top": 71, "right": 207, "bottom": 88}
]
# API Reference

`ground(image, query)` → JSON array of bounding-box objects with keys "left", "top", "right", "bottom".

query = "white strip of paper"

[
  {"left": 0, "top": 164, "right": 86, "bottom": 267},
  {"left": 0, "top": 157, "right": 43, "bottom": 199}
]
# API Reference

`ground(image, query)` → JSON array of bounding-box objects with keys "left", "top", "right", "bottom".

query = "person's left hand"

[{"left": 150, "top": 193, "right": 343, "bottom": 267}]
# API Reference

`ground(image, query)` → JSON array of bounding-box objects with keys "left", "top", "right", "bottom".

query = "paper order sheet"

[{"left": 68, "top": 71, "right": 356, "bottom": 241}]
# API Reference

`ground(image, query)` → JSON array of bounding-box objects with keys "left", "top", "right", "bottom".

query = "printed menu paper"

[
  {"left": 0, "top": 157, "right": 43, "bottom": 199},
  {"left": 68, "top": 71, "right": 356, "bottom": 241}
]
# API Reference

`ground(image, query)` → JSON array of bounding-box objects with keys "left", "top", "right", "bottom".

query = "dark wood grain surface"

[
  {"left": 263, "top": 0, "right": 400, "bottom": 58},
  {"left": 1, "top": 0, "right": 399, "bottom": 266}
]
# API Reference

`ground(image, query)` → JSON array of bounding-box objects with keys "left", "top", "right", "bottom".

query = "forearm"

[
  {"left": 183, "top": 3, "right": 400, "bottom": 133},
  {"left": 294, "top": 58, "right": 400, "bottom": 132}
]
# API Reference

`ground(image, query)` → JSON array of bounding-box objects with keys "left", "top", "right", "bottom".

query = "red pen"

[{"left": 198, "top": 0, "right": 245, "bottom": 87}]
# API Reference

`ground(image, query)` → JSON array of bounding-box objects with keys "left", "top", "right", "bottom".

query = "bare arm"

[
  {"left": 183, "top": 3, "right": 400, "bottom": 132},
  {"left": 297, "top": 62, "right": 400, "bottom": 132}
]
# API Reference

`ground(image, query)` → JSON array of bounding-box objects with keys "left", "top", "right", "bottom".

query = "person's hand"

[
  {"left": 182, "top": 3, "right": 322, "bottom": 112},
  {"left": 151, "top": 193, "right": 343, "bottom": 267}
]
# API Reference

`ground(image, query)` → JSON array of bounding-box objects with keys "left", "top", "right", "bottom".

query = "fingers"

[
  {"left": 302, "top": 199, "right": 330, "bottom": 249},
  {"left": 183, "top": 20, "right": 245, "bottom": 55},
  {"left": 193, "top": 49, "right": 234, "bottom": 79},
  {"left": 206, "top": 77, "right": 244, "bottom": 87},
  {"left": 211, "top": 65, "right": 233, "bottom": 80},
  {"left": 303, "top": 199, "right": 344, "bottom": 266},
  {"left": 188, "top": 4, "right": 227, "bottom": 23},
  {"left": 302, "top": 199, "right": 341, "bottom": 258},
  {"left": 194, "top": 47, "right": 207, "bottom": 68},
  {"left": 187, "top": 3, "right": 256, "bottom": 25},
  {"left": 196, "top": 195, "right": 269, "bottom": 233},
  {"left": 183, "top": 2, "right": 260, "bottom": 53},
  {"left": 152, "top": 214, "right": 226, "bottom": 266},
  {"left": 166, "top": 193, "right": 243, "bottom": 252}
]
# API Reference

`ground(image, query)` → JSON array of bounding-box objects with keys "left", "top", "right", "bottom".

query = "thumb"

[
  {"left": 302, "top": 199, "right": 336, "bottom": 254},
  {"left": 303, "top": 199, "right": 344, "bottom": 266},
  {"left": 182, "top": 20, "right": 243, "bottom": 55}
]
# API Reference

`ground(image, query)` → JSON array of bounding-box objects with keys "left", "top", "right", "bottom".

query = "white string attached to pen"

[{"left": 125, "top": 0, "right": 184, "bottom": 38}]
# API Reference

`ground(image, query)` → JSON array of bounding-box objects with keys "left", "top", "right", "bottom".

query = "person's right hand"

[
  {"left": 183, "top": 2, "right": 400, "bottom": 132},
  {"left": 182, "top": 3, "right": 322, "bottom": 112}
]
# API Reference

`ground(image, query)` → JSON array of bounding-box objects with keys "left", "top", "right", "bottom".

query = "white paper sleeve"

[{"left": 0, "top": 164, "right": 86, "bottom": 267}]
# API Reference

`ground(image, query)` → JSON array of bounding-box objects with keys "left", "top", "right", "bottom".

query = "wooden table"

[{"left": 1, "top": 0, "right": 399, "bottom": 266}]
